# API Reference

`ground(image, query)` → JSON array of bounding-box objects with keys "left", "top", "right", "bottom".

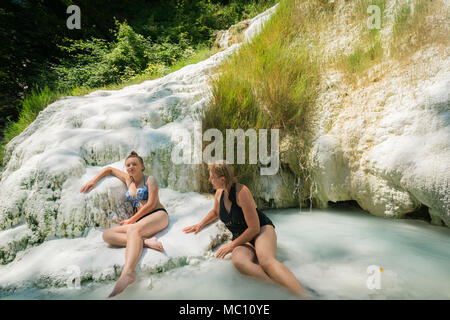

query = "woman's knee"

[
  {"left": 232, "top": 257, "right": 247, "bottom": 271},
  {"left": 258, "top": 256, "right": 277, "bottom": 272},
  {"left": 102, "top": 232, "right": 107, "bottom": 243},
  {"left": 126, "top": 225, "right": 142, "bottom": 238},
  {"left": 231, "top": 247, "right": 242, "bottom": 265},
  {"left": 231, "top": 246, "right": 253, "bottom": 269},
  {"left": 102, "top": 228, "right": 113, "bottom": 243}
]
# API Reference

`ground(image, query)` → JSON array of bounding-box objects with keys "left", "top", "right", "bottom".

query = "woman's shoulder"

[
  {"left": 235, "top": 182, "right": 249, "bottom": 194},
  {"left": 145, "top": 176, "right": 158, "bottom": 189},
  {"left": 214, "top": 187, "right": 229, "bottom": 201},
  {"left": 123, "top": 173, "right": 133, "bottom": 186},
  {"left": 235, "top": 183, "right": 254, "bottom": 203}
]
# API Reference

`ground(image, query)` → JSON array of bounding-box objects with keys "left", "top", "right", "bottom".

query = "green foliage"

[
  {"left": 1, "top": 87, "right": 63, "bottom": 165},
  {"left": 343, "top": 40, "right": 383, "bottom": 75},
  {"left": 1, "top": 1, "right": 276, "bottom": 166},
  {"left": 0, "top": 0, "right": 276, "bottom": 145},
  {"left": 0, "top": 42, "right": 215, "bottom": 166},
  {"left": 393, "top": 2, "right": 413, "bottom": 35},
  {"left": 53, "top": 20, "right": 181, "bottom": 90},
  {"left": 203, "top": 0, "right": 321, "bottom": 204},
  {"left": 204, "top": 1, "right": 321, "bottom": 133},
  {"left": 39, "top": 1, "right": 277, "bottom": 92},
  {"left": 107, "top": 21, "right": 151, "bottom": 73}
]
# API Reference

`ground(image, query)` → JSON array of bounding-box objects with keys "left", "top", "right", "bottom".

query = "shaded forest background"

[{"left": 0, "top": 0, "right": 275, "bottom": 144}]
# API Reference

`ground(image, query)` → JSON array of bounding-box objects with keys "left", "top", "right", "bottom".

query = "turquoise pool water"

[{"left": 1, "top": 207, "right": 449, "bottom": 300}]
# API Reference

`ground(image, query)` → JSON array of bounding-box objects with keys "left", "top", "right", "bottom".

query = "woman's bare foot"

[
  {"left": 144, "top": 237, "right": 164, "bottom": 252},
  {"left": 107, "top": 271, "right": 136, "bottom": 298},
  {"left": 294, "top": 287, "right": 311, "bottom": 300}
]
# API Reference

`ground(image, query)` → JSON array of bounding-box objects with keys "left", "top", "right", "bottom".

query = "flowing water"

[{"left": 2, "top": 206, "right": 449, "bottom": 300}]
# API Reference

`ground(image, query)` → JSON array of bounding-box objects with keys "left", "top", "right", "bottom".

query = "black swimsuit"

[
  {"left": 219, "top": 183, "right": 275, "bottom": 246},
  {"left": 135, "top": 207, "right": 168, "bottom": 223}
]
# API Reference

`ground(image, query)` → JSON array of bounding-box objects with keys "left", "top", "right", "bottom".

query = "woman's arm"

[
  {"left": 215, "top": 185, "right": 260, "bottom": 259},
  {"left": 80, "top": 166, "right": 128, "bottom": 193},
  {"left": 183, "top": 190, "right": 220, "bottom": 234}
]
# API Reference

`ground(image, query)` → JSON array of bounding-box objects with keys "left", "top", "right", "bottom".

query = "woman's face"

[
  {"left": 208, "top": 169, "right": 225, "bottom": 190},
  {"left": 125, "top": 157, "right": 144, "bottom": 176}
]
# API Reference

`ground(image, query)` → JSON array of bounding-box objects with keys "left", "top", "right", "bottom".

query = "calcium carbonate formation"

[{"left": 0, "top": 4, "right": 278, "bottom": 289}]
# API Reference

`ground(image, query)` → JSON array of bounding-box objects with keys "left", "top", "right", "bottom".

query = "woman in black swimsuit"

[
  {"left": 80, "top": 151, "right": 169, "bottom": 298},
  {"left": 183, "top": 161, "right": 308, "bottom": 298}
]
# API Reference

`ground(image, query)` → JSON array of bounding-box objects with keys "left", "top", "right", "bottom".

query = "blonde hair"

[
  {"left": 125, "top": 151, "right": 145, "bottom": 171},
  {"left": 208, "top": 160, "right": 236, "bottom": 190}
]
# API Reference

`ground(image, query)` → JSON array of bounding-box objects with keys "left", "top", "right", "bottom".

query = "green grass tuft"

[{"left": 202, "top": 0, "right": 324, "bottom": 206}]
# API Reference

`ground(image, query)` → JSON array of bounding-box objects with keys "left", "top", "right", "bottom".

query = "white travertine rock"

[
  {"left": 0, "top": 189, "right": 231, "bottom": 290},
  {"left": 0, "top": 6, "right": 278, "bottom": 289},
  {"left": 308, "top": 0, "right": 449, "bottom": 226},
  {"left": 311, "top": 48, "right": 450, "bottom": 226},
  {"left": 0, "top": 5, "right": 277, "bottom": 238}
]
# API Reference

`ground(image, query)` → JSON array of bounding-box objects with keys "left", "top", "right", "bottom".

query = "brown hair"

[
  {"left": 125, "top": 151, "right": 145, "bottom": 171},
  {"left": 208, "top": 160, "right": 236, "bottom": 190}
]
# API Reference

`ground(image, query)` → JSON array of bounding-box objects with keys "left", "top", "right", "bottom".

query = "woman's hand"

[
  {"left": 119, "top": 218, "right": 133, "bottom": 225},
  {"left": 183, "top": 223, "right": 202, "bottom": 234},
  {"left": 80, "top": 180, "right": 96, "bottom": 193},
  {"left": 215, "top": 242, "right": 235, "bottom": 259}
]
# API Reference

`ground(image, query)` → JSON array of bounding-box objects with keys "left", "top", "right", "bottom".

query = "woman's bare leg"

[
  {"left": 108, "top": 211, "right": 169, "bottom": 298},
  {"left": 103, "top": 223, "right": 165, "bottom": 250},
  {"left": 231, "top": 244, "right": 275, "bottom": 284},
  {"left": 102, "top": 225, "right": 130, "bottom": 247},
  {"left": 254, "top": 225, "right": 308, "bottom": 298}
]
